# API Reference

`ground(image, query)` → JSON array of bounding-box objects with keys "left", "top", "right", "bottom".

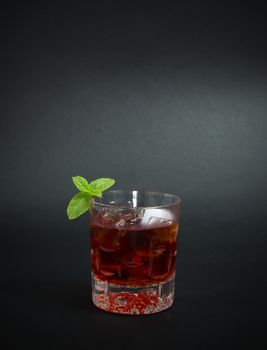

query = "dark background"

[{"left": 1, "top": 1, "right": 267, "bottom": 349}]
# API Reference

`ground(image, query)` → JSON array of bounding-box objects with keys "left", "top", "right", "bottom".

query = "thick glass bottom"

[{"left": 92, "top": 273, "right": 175, "bottom": 315}]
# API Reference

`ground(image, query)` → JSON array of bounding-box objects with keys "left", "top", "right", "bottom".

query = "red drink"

[
  {"left": 90, "top": 191, "right": 181, "bottom": 315},
  {"left": 90, "top": 210, "right": 178, "bottom": 287}
]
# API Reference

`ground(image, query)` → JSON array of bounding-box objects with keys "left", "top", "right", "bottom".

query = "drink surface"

[{"left": 90, "top": 208, "right": 179, "bottom": 286}]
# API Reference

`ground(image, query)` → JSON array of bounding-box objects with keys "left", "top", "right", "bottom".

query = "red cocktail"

[{"left": 90, "top": 191, "right": 181, "bottom": 314}]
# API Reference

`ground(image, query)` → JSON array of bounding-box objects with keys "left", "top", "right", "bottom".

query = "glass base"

[{"left": 91, "top": 273, "right": 175, "bottom": 315}]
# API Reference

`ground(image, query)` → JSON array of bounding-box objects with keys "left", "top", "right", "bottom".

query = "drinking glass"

[{"left": 90, "top": 190, "right": 181, "bottom": 314}]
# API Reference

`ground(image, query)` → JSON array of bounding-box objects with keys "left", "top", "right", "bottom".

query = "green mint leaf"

[
  {"left": 67, "top": 192, "right": 91, "bottom": 220},
  {"left": 67, "top": 176, "right": 116, "bottom": 220},
  {"left": 72, "top": 176, "right": 90, "bottom": 193},
  {"left": 87, "top": 188, "right": 103, "bottom": 198},
  {"left": 88, "top": 178, "right": 115, "bottom": 193}
]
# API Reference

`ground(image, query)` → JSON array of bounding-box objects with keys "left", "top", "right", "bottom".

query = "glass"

[{"left": 90, "top": 190, "right": 181, "bottom": 315}]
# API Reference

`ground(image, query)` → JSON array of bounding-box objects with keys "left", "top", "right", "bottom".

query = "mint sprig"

[{"left": 67, "top": 176, "right": 115, "bottom": 220}]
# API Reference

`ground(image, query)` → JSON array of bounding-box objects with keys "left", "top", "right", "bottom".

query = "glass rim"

[{"left": 93, "top": 189, "right": 181, "bottom": 209}]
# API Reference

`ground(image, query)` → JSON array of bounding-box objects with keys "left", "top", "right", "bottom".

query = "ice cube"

[
  {"left": 152, "top": 245, "right": 167, "bottom": 257},
  {"left": 115, "top": 218, "right": 126, "bottom": 228},
  {"left": 100, "top": 207, "right": 174, "bottom": 229},
  {"left": 99, "top": 246, "right": 117, "bottom": 253},
  {"left": 99, "top": 269, "right": 115, "bottom": 276},
  {"left": 101, "top": 208, "right": 120, "bottom": 225},
  {"left": 127, "top": 208, "right": 145, "bottom": 225},
  {"left": 147, "top": 216, "right": 173, "bottom": 227},
  {"left": 113, "top": 208, "right": 145, "bottom": 228},
  {"left": 121, "top": 260, "right": 144, "bottom": 268},
  {"left": 140, "top": 208, "right": 174, "bottom": 226},
  {"left": 100, "top": 207, "right": 130, "bottom": 227}
]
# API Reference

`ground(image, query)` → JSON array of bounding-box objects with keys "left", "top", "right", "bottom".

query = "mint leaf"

[
  {"left": 72, "top": 176, "right": 90, "bottom": 193},
  {"left": 87, "top": 188, "right": 103, "bottom": 198},
  {"left": 67, "top": 176, "right": 116, "bottom": 220},
  {"left": 67, "top": 192, "right": 91, "bottom": 220},
  {"left": 89, "top": 178, "right": 115, "bottom": 192}
]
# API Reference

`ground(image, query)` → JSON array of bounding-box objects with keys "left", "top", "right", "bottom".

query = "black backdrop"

[{"left": 1, "top": 1, "right": 267, "bottom": 349}]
